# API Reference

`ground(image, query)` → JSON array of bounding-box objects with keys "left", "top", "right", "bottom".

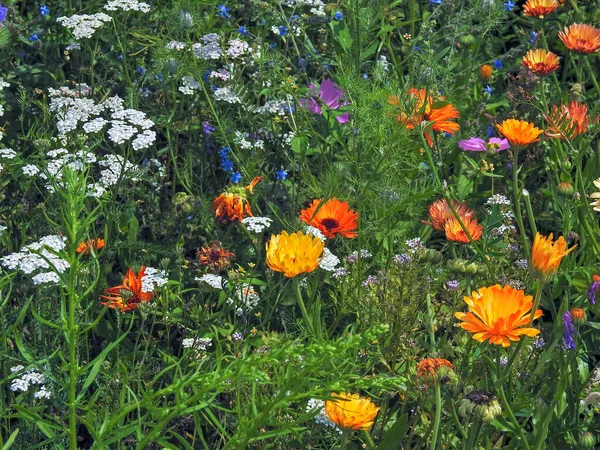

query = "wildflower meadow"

[{"left": 1, "top": 0, "right": 600, "bottom": 448}]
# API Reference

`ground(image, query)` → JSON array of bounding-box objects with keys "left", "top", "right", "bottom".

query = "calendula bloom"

[
  {"left": 425, "top": 198, "right": 475, "bottom": 232},
  {"left": 76, "top": 238, "right": 105, "bottom": 254},
  {"left": 324, "top": 393, "right": 380, "bottom": 430},
  {"left": 479, "top": 64, "right": 493, "bottom": 81},
  {"left": 558, "top": 23, "right": 600, "bottom": 54},
  {"left": 389, "top": 88, "right": 460, "bottom": 146},
  {"left": 458, "top": 137, "right": 510, "bottom": 152},
  {"left": 497, "top": 119, "right": 543, "bottom": 147},
  {"left": 265, "top": 231, "right": 324, "bottom": 277},
  {"left": 521, "top": 49, "right": 560, "bottom": 75},
  {"left": 455, "top": 285, "right": 542, "bottom": 347},
  {"left": 530, "top": 232, "right": 577, "bottom": 280},
  {"left": 545, "top": 101, "right": 590, "bottom": 139},
  {"left": 590, "top": 178, "right": 600, "bottom": 211},
  {"left": 212, "top": 176, "right": 262, "bottom": 222},
  {"left": 444, "top": 217, "right": 483, "bottom": 243},
  {"left": 197, "top": 241, "right": 235, "bottom": 271},
  {"left": 570, "top": 307, "right": 586, "bottom": 326},
  {"left": 416, "top": 358, "right": 454, "bottom": 385},
  {"left": 522, "top": 0, "right": 559, "bottom": 18},
  {"left": 101, "top": 266, "right": 153, "bottom": 312},
  {"left": 299, "top": 198, "right": 358, "bottom": 238}
]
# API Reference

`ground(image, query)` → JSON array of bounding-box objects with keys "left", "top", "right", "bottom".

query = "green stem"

[
  {"left": 294, "top": 280, "right": 315, "bottom": 336},
  {"left": 523, "top": 190, "right": 538, "bottom": 237},
  {"left": 430, "top": 382, "right": 442, "bottom": 450},
  {"left": 584, "top": 58, "right": 600, "bottom": 96},
  {"left": 497, "top": 384, "right": 531, "bottom": 450},
  {"left": 512, "top": 147, "right": 531, "bottom": 255},
  {"left": 340, "top": 430, "right": 350, "bottom": 449},
  {"left": 362, "top": 430, "right": 377, "bottom": 449},
  {"left": 450, "top": 402, "right": 468, "bottom": 440}
]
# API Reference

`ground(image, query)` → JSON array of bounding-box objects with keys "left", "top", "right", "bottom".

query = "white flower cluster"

[
  {"left": 48, "top": 84, "right": 92, "bottom": 99},
  {"left": 104, "top": 0, "right": 150, "bottom": 12},
  {"left": 141, "top": 267, "right": 168, "bottom": 293},
  {"left": 210, "top": 69, "right": 230, "bottom": 81},
  {"left": 213, "top": 87, "right": 242, "bottom": 104},
  {"left": 22, "top": 164, "right": 40, "bottom": 176},
  {"left": 306, "top": 399, "right": 341, "bottom": 432},
  {"left": 227, "top": 284, "right": 260, "bottom": 316},
  {"left": 57, "top": 13, "right": 113, "bottom": 40},
  {"left": 319, "top": 248, "right": 340, "bottom": 271},
  {"left": 486, "top": 194, "right": 511, "bottom": 206},
  {"left": 9, "top": 366, "right": 52, "bottom": 399},
  {"left": 0, "top": 77, "right": 8, "bottom": 119},
  {"left": 65, "top": 42, "right": 82, "bottom": 51},
  {"left": 281, "top": 0, "right": 326, "bottom": 16},
  {"left": 282, "top": 131, "right": 295, "bottom": 146},
  {"left": 166, "top": 41, "right": 187, "bottom": 51},
  {"left": 192, "top": 34, "right": 223, "bottom": 60},
  {"left": 1, "top": 235, "right": 69, "bottom": 285},
  {"left": 182, "top": 337, "right": 212, "bottom": 351},
  {"left": 305, "top": 226, "right": 326, "bottom": 241},
  {"left": 196, "top": 274, "right": 224, "bottom": 289},
  {"left": 234, "top": 131, "right": 263, "bottom": 150},
  {"left": 179, "top": 76, "right": 201, "bottom": 95},
  {"left": 0, "top": 148, "right": 16, "bottom": 159},
  {"left": 251, "top": 97, "right": 293, "bottom": 116},
  {"left": 226, "top": 39, "right": 249, "bottom": 59},
  {"left": 242, "top": 217, "right": 272, "bottom": 233}
]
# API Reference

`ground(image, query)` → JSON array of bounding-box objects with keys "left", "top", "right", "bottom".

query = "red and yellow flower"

[
  {"left": 521, "top": 49, "right": 560, "bottom": 76},
  {"left": 265, "top": 231, "right": 324, "bottom": 277},
  {"left": 522, "top": 0, "right": 559, "bottom": 18},
  {"left": 212, "top": 176, "right": 262, "bottom": 222},
  {"left": 558, "top": 23, "right": 600, "bottom": 54},
  {"left": 530, "top": 232, "right": 577, "bottom": 280},
  {"left": 299, "top": 198, "right": 358, "bottom": 238},
  {"left": 544, "top": 101, "right": 590, "bottom": 139},
  {"left": 425, "top": 199, "right": 475, "bottom": 232},
  {"left": 197, "top": 242, "right": 235, "bottom": 271},
  {"left": 444, "top": 217, "right": 483, "bottom": 244},
  {"left": 101, "top": 266, "right": 153, "bottom": 312},
  {"left": 76, "top": 238, "right": 105, "bottom": 254}
]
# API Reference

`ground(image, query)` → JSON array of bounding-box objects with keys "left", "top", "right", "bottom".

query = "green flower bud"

[
  {"left": 459, "top": 34, "right": 476, "bottom": 46},
  {"left": 557, "top": 182, "right": 574, "bottom": 197},
  {"left": 579, "top": 432, "right": 596, "bottom": 449}
]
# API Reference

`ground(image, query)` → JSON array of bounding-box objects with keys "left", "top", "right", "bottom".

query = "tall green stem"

[
  {"left": 512, "top": 147, "right": 530, "bottom": 255},
  {"left": 294, "top": 280, "right": 315, "bottom": 336},
  {"left": 430, "top": 382, "right": 442, "bottom": 450}
]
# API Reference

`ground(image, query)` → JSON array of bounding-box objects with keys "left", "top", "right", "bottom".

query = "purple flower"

[
  {"left": 446, "top": 280, "right": 460, "bottom": 290},
  {"left": 393, "top": 253, "right": 412, "bottom": 265},
  {"left": 362, "top": 275, "right": 377, "bottom": 287},
  {"left": 458, "top": 137, "right": 510, "bottom": 152},
  {"left": 0, "top": 5, "right": 7, "bottom": 22},
  {"left": 588, "top": 278, "right": 600, "bottom": 305},
  {"left": 562, "top": 311, "right": 576, "bottom": 350},
  {"left": 299, "top": 79, "right": 350, "bottom": 124},
  {"left": 203, "top": 122, "right": 215, "bottom": 135}
]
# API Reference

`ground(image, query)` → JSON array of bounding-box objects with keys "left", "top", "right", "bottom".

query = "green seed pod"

[
  {"left": 570, "top": 83, "right": 583, "bottom": 100},
  {"left": 459, "top": 34, "right": 476, "bottom": 46},
  {"left": 579, "top": 432, "right": 596, "bottom": 449},
  {"left": 557, "top": 182, "right": 574, "bottom": 197},
  {"left": 422, "top": 248, "right": 443, "bottom": 263}
]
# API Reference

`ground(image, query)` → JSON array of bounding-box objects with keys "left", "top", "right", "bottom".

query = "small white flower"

[
  {"left": 22, "top": 164, "right": 40, "bottom": 176},
  {"left": 242, "top": 217, "right": 273, "bottom": 233},
  {"left": 305, "top": 226, "right": 326, "bottom": 241},
  {"left": 196, "top": 274, "right": 224, "bottom": 289},
  {"left": 319, "top": 248, "right": 340, "bottom": 271},
  {"left": 141, "top": 267, "right": 168, "bottom": 293}
]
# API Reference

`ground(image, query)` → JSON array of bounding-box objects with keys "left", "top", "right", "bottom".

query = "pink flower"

[
  {"left": 299, "top": 79, "right": 349, "bottom": 124},
  {"left": 458, "top": 137, "right": 510, "bottom": 152}
]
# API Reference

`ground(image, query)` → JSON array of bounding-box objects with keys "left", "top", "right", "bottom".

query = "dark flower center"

[
  {"left": 466, "top": 389, "right": 494, "bottom": 405},
  {"left": 321, "top": 218, "right": 340, "bottom": 230}
]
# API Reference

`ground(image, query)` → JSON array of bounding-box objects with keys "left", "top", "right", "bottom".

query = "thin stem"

[
  {"left": 430, "top": 382, "right": 442, "bottom": 450},
  {"left": 497, "top": 384, "right": 531, "bottom": 450},
  {"left": 523, "top": 191, "right": 538, "bottom": 237},
  {"left": 512, "top": 147, "right": 531, "bottom": 255},
  {"left": 294, "top": 279, "right": 315, "bottom": 336}
]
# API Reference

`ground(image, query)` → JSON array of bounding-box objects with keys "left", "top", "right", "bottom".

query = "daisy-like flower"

[
  {"left": 558, "top": 23, "right": 600, "bottom": 54},
  {"left": 497, "top": 119, "right": 543, "bottom": 147},
  {"left": 197, "top": 241, "right": 234, "bottom": 271},
  {"left": 389, "top": 88, "right": 460, "bottom": 146},
  {"left": 425, "top": 198, "right": 475, "bottom": 232},
  {"left": 589, "top": 178, "right": 600, "bottom": 211},
  {"left": 416, "top": 358, "right": 454, "bottom": 386},
  {"left": 455, "top": 284, "right": 542, "bottom": 347},
  {"left": 545, "top": 101, "right": 590, "bottom": 139},
  {"left": 530, "top": 232, "right": 577, "bottom": 281},
  {"left": 444, "top": 217, "right": 483, "bottom": 243},
  {"left": 212, "top": 176, "right": 262, "bottom": 222},
  {"left": 101, "top": 266, "right": 153, "bottom": 311},
  {"left": 76, "top": 238, "right": 105, "bottom": 254},
  {"left": 521, "top": 49, "right": 560, "bottom": 75},
  {"left": 522, "top": 0, "right": 559, "bottom": 18},
  {"left": 299, "top": 198, "right": 358, "bottom": 238},
  {"left": 324, "top": 393, "right": 380, "bottom": 431},
  {"left": 265, "top": 231, "right": 324, "bottom": 277},
  {"left": 458, "top": 137, "right": 510, "bottom": 152}
]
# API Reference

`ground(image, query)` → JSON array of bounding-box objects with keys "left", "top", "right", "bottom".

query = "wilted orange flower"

[
  {"left": 497, "top": 119, "right": 543, "bottom": 147},
  {"left": 212, "top": 176, "right": 262, "bottom": 222},
  {"left": 76, "top": 238, "right": 105, "bottom": 254},
  {"left": 425, "top": 198, "right": 475, "bottom": 232},
  {"left": 324, "top": 393, "right": 380, "bottom": 430},
  {"left": 416, "top": 358, "right": 454, "bottom": 385},
  {"left": 389, "top": 88, "right": 460, "bottom": 146},
  {"left": 299, "top": 198, "right": 358, "bottom": 238},
  {"left": 265, "top": 231, "right": 324, "bottom": 277},
  {"left": 530, "top": 232, "right": 576, "bottom": 280},
  {"left": 545, "top": 101, "right": 590, "bottom": 139},
  {"left": 455, "top": 285, "right": 542, "bottom": 347},
  {"left": 523, "top": 0, "right": 559, "bottom": 18},
  {"left": 444, "top": 217, "right": 483, "bottom": 243},
  {"left": 479, "top": 64, "right": 493, "bottom": 81},
  {"left": 558, "top": 23, "right": 600, "bottom": 54},
  {"left": 101, "top": 266, "right": 153, "bottom": 312},
  {"left": 570, "top": 307, "right": 585, "bottom": 321},
  {"left": 521, "top": 49, "right": 560, "bottom": 75},
  {"left": 197, "top": 242, "right": 235, "bottom": 271}
]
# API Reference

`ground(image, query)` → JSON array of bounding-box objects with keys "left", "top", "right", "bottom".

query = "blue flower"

[
  {"left": 230, "top": 172, "right": 242, "bottom": 183},
  {"left": 219, "top": 147, "right": 231, "bottom": 159},
  {"left": 363, "top": 73, "right": 368, "bottom": 79},
  {"left": 40, "top": 5, "right": 50, "bottom": 16},
  {"left": 279, "top": 25, "right": 287, "bottom": 36},
  {"left": 530, "top": 31, "right": 538, "bottom": 43},
  {"left": 221, "top": 159, "right": 234, "bottom": 172},
  {"left": 0, "top": 5, "right": 8, "bottom": 22},
  {"left": 29, "top": 34, "right": 39, "bottom": 42},
  {"left": 484, "top": 85, "right": 493, "bottom": 95},
  {"left": 238, "top": 25, "right": 247, "bottom": 35},
  {"left": 430, "top": 0, "right": 442, "bottom": 4},
  {"left": 413, "top": 45, "right": 421, "bottom": 52},
  {"left": 335, "top": 11, "right": 343, "bottom": 20},
  {"left": 137, "top": 66, "right": 145, "bottom": 75},
  {"left": 217, "top": 4, "right": 231, "bottom": 19},
  {"left": 155, "top": 73, "right": 164, "bottom": 82},
  {"left": 276, "top": 168, "right": 288, "bottom": 181},
  {"left": 203, "top": 122, "right": 215, "bottom": 135},
  {"left": 493, "top": 59, "right": 502, "bottom": 69},
  {"left": 119, "top": 54, "right": 124, "bottom": 60},
  {"left": 269, "top": 43, "right": 277, "bottom": 48},
  {"left": 503, "top": 0, "right": 515, "bottom": 10},
  {"left": 487, "top": 124, "right": 495, "bottom": 136}
]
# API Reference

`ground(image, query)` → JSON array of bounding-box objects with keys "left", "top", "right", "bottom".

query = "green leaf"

[
  {"left": 456, "top": 175, "right": 474, "bottom": 201},
  {"left": 331, "top": 20, "right": 352, "bottom": 53},
  {"left": 377, "top": 413, "right": 408, "bottom": 450},
  {"left": 1, "top": 428, "right": 19, "bottom": 450}
]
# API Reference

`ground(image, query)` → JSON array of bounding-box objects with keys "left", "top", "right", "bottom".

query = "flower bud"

[
  {"left": 479, "top": 65, "right": 493, "bottom": 81},
  {"left": 180, "top": 11, "right": 193, "bottom": 27},
  {"left": 570, "top": 307, "right": 586, "bottom": 327},
  {"left": 557, "top": 181, "right": 574, "bottom": 197},
  {"left": 570, "top": 83, "right": 583, "bottom": 101},
  {"left": 579, "top": 432, "right": 596, "bottom": 449},
  {"left": 459, "top": 34, "right": 476, "bottom": 46}
]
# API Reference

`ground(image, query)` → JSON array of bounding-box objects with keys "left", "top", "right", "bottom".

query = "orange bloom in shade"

[
  {"left": 455, "top": 285, "right": 542, "bottom": 348},
  {"left": 265, "top": 231, "right": 324, "bottom": 277},
  {"left": 416, "top": 358, "right": 454, "bottom": 385},
  {"left": 324, "top": 393, "right": 380, "bottom": 431},
  {"left": 101, "top": 266, "right": 153, "bottom": 312},
  {"left": 197, "top": 241, "right": 235, "bottom": 271},
  {"left": 425, "top": 198, "right": 475, "bottom": 232},
  {"left": 523, "top": 0, "right": 559, "bottom": 18},
  {"left": 299, "top": 198, "right": 358, "bottom": 238},
  {"left": 545, "top": 101, "right": 590, "bottom": 139},
  {"left": 444, "top": 217, "right": 483, "bottom": 244},
  {"left": 76, "top": 238, "right": 105, "bottom": 254},
  {"left": 521, "top": 49, "right": 560, "bottom": 75},
  {"left": 558, "top": 23, "right": 600, "bottom": 54},
  {"left": 530, "top": 232, "right": 577, "bottom": 280},
  {"left": 212, "top": 176, "right": 263, "bottom": 222},
  {"left": 479, "top": 65, "right": 493, "bottom": 81},
  {"left": 497, "top": 119, "right": 543, "bottom": 147},
  {"left": 389, "top": 88, "right": 460, "bottom": 146}
]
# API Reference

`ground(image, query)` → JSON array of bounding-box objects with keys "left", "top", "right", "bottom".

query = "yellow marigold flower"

[
  {"left": 265, "top": 231, "right": 324, "bottom": 277},
  {"left": 324, "top": 393, "right": 380, "bottom": 430},
  {"left": 455, "top": 285, "right": 542, "bottom": 347},
  {"left": 521, "top": 49, "right": 560, "bottom": 76},
  {"left": 530, "top": 232, "right": 577, "bottom": 280},
  {"left": 444, "top": 217, "right": 483, "bottom": 244},
  {"left": 523, "top": 0, "right": 559, "bottom": 18},
  {"left": 497, "top": 119, "right": 543, "bottom": 147},
  {"left": 558, "top": 23, "right": 600, "bottom": 54}
]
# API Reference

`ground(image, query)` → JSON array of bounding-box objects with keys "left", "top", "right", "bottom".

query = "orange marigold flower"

[
  {"left": 101, "top": 266, "right": 153, "bottom": 312},
  {"left": 389, "top": 88, "right": 460, "bottom": 146},
  {"left": 455, "top": 285, "right": 542, "bottom": 347},
  {"left": 324, "top": 393, "right": 380, "bottom": 431},
  {"left": 523, "top": 0, "right": 559, "bottom": 18},
  {"left": 299, "top": 198, "right": 358, "bottom": 238},
  {"left": 558, "top": 23, "right": 600, "bottom": 54},
  {"left": 265, "top": 231, "right": 324, "bottom": 277},
  {"left": 425, "top": 198, "right": 475, "bottom": 232},
  {"left": 416, "top": 358, "right": 454, "bottom": 385},
  {"left": 497, "top": 119, "right": 543, "bottom": 147},
  {"left": 521, "top": 49, "right": 560, "bottom": 76},
  {"left": 530, "top": 232, "right": 577, "bottom": 281},
  {"left": 212, "top": 176, "right": 263, "bottom": 222},
  {"left": 544, "top": 101, "right": 590, "bottom": 139},
  {"left": 76, "top": 238, "right": 105, "bottom": 254},
  {"left": 479, "top": 64, "right": 493, "bottom": 81},
  {"left": 444, "top": 217, "right": 483, "bottom": 244},
  {"left": 197, "top": 241, "right": 235, "bottom": 271}
]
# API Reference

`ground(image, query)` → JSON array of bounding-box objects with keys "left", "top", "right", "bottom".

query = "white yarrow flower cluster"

[
  {"left": 192, "top": 34, "right": 223, "bottom": 59},
  {"left": 56, "top": 13, "right": 113, "bottom": 40},
  {"left": 0, "top": 148, "right": 17, "bottom": 159},
  {"left": 213, "top": 87, "right": 242, "bottom": 104},
  {"left": 305, "top": 226, "right": 326, "bottom": 241},
  {"left": 9, "top": 366, "right": 52, "bottom": 399},
  {"left": 226, "top": 39, "right": 249, "bottom": 58},
  {"left": 141, "top": 267, "right": 168, "bottom": 293},
  {"left": 166, "top": 41, "right": 187, "bottom": 51},
  {"left": 319, "top": 248, "right": 340, "bottom": 271},
  {"left": 182, "top": 337, "right": 212, "bottom": 351},
  {"left": 227, "top": 284, "right": 260, "bottom": 316},
  {"left": 242, "top": 217, "right": 273, "bottom": 233},
  {"left": 104, "top": 0, "right": 150, "bottom": 12},
  {"left": 179, "top": 76, "right": 201, "bottom": 95},
  {"left": 196, "top": 274, "right": 224, "bottom": 289},
  {"left": 306, "top": 399, "right": 341, "bottom": 432},
  {"left": 251, "top": 97, "right": 294, "bottom": 115}
]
